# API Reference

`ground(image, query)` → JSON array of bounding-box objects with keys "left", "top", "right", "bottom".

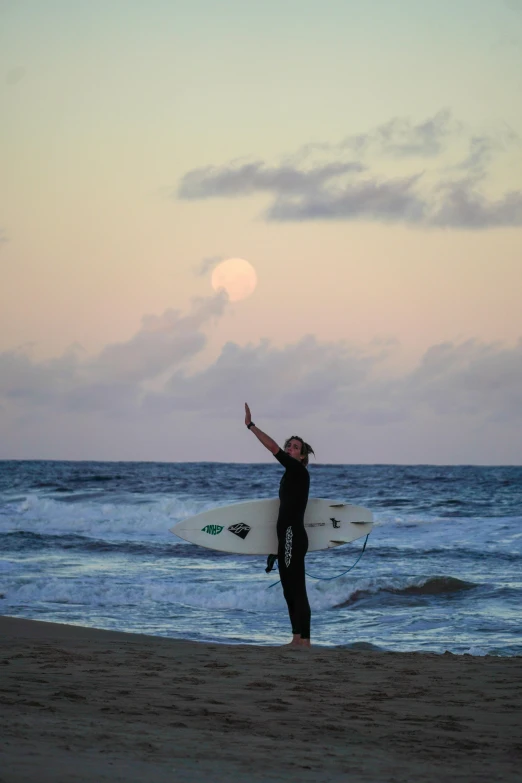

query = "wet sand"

[{"left": 1, "top": 615, "right": 521, "bottom": 782}]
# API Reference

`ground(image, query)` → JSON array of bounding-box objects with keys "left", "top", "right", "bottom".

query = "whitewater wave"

[
  {"left": 1, "top": 493, "right": 520, "bottom": 556},
  {"left": 0, "top": 531, "right": 217, "bottom": 559},
  {"left": 1, "top": 571, "right": 488, "bottom": 614},
  {"left": 0, "top": 494, "right": 216, "bottom": 539}
]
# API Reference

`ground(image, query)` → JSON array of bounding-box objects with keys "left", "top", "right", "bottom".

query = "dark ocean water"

[{"left": 1, "top": 460, "right": 521, "bottom": 655}]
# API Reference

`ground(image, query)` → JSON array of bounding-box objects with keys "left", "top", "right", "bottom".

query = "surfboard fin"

[{"left": 265, "top": 554, "right": 278, "bottom": 573}]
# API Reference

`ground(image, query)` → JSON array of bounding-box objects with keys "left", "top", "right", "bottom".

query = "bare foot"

[
  {"left": 280, "top": 639, "right": 311, "bottom": 649},
  {"left": 280, "top": 634, "right": 302, "bottom": 647}
]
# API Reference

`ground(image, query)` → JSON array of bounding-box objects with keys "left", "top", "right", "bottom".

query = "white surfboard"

[{"left": 170, "top": 498, "right": 373, "bottom": 555}]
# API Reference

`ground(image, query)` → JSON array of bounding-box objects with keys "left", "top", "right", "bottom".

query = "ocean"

[{"left": 1, "top": 460, "right": 521, "bottom": 656}]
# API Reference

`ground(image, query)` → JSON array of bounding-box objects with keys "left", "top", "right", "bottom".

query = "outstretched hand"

[{"left": 244, "top": 403, "right": 252, "bottom": 427}]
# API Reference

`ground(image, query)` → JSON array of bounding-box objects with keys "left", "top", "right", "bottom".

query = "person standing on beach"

[{"left": 244, "top": 403, "right": 314, "bottom": 648}]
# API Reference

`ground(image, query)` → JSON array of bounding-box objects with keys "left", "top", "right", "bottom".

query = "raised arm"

[{"left": 244, "top": 403, "right": 280, "bottom": 455}]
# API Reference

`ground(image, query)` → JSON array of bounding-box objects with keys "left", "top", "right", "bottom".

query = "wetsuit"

[{"left": 274, "top": 449, "right": 311, "bottom": 639}]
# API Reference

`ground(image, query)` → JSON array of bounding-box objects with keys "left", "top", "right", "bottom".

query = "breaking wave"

[{"left": 333, "top": 576, "right": 478, "bottom": 607}]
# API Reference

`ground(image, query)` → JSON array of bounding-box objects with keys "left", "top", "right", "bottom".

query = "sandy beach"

[{"left": 1, "top": 615, "right": 521, "bottom": 783}]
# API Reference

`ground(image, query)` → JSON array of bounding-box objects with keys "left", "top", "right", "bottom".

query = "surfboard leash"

[{"left": 267, "top": 533, "right": 371, "bottom": 589}]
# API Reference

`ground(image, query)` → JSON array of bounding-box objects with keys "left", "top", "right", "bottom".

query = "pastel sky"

[{"left": 1, "top": 0, "right": 521, "bottom": 463}]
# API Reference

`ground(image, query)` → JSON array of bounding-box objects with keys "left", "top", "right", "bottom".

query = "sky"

[{"left": 1, "top": 0, "right": 521, "bottom": 464}]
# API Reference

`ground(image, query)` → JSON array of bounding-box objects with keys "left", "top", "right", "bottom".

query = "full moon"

[{"left": 211, "top": 258, "right": 258, "bottom": 302}]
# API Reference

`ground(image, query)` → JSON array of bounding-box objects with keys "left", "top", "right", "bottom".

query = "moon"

[{"left": 211, "top": 258, "right": 258, "bottom": 302}]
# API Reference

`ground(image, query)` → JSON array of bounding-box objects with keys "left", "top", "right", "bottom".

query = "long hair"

[{"left": 284, "top": 435, "right": 315, "bottom": 467}]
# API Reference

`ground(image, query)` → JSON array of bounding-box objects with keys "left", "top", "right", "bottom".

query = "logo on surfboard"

[
  {"left": 228, "top": 523, "right": 251, "bottom": 540},
  {"left": 201, "top": 524, "right": 224, "bottom": 535},
  {"left": 330, "top": 517, "right": 341, "bottom": 529}
]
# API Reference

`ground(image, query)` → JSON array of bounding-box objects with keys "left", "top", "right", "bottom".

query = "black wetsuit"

[{"left": 274, "top": 449, "right": 311, "bottom": 640}]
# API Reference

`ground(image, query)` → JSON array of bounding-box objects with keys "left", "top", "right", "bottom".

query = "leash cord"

[{"left": 268, "top": 533, "right": 370, "bottom": 589}]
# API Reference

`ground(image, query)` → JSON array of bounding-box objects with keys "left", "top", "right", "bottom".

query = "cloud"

[
  {"left": 194, "top": 256, "right": 223, "bottom": 276},
  {"left": 429, "top": 184, "right": 522, "bottom": 228},
  {"left": 450, "top": 135, "right": 499, "bottom": 179},
  {"left": 90, "top": 295, "right": 227, "bottom": 385},
  {"left": 177, "top": 110, "right": 522, "bottom": 229},
  {"left": 333, "top": 109, "right": 456, "bottom": 160},
  {"left": 1, "top": 305, "right": 520, "bottom": 443},
  {"left": 266, "top": 174, "right": 426, "bottom": 223},
  {"left": 0, "top": 294, "right": 228, "bottom": 414},
  {"left": 0, "top": 348, "right": 78, "bottom": 406},
  {"left": 405, "top": 339, "right": 522, "bottom": 421},
  {"left": 152, "top": 332, "right": 512, "bottom": 428},
  {"left": 368, "top": 110, "right": 457, "bottom": 158},
  {"left": 1, "top": 316, "right": 521, "bottom": 462},
  {"left": 285, "top": 110, "right": 457, "bottom": 166},
  {"left": 143, "top": 336, "right": 389, "bottom": 420},
  {"left": 179, "top": 161, "right": 365, "bottom": 200}
]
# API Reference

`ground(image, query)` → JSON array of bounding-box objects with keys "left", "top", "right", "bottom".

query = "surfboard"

[{"left": 170, "top": 498, "right": 373, "bottom": 555}]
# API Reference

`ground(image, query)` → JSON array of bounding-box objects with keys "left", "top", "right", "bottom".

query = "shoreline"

[
  {"left": 1, "top": 612, "right": 516, "bottom": 657},
  {"left": 1, "top": 615, "right": 521, "bottom": 782}
]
